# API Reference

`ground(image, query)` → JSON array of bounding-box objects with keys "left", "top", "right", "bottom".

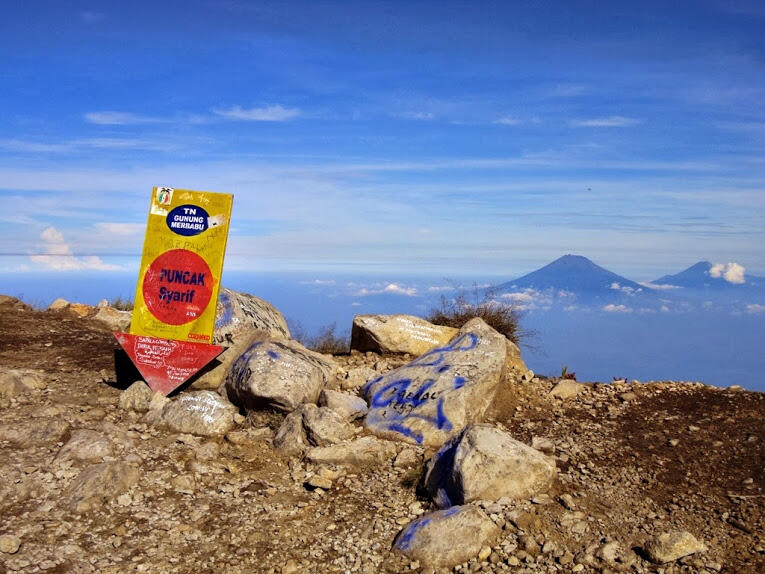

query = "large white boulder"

[
  {"left": 350, "top": 314, "right": 458, "bottom": 356},
  {"left": 363, "top": 318, "right": 507, "bottom": 447},
  {"left": 223, "top": 337, "right": 337, "bottom": 412},
  {"left": 424, "top": 424, "right": 556, "bottom": 507},
  {"left": 392, "top": 505, "right": 499, "bottom": 567}
]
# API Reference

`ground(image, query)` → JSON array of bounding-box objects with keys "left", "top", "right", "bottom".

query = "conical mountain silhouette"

[{"left": 495, "top": 254, "right": 645, "bottom": 293}]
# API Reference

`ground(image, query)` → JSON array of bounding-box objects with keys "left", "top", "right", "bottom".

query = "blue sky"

[{"left": 1, "top": 0, "right": 764, "bottom": 280}]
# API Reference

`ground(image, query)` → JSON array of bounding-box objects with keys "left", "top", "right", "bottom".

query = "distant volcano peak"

[{"left": 495, "top": 255, "right": 644, "bottom": 293}]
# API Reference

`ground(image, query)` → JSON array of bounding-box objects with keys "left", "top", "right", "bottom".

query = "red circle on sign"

[{"left": 142, "top": 249, "right": 214, "bottom": 325}]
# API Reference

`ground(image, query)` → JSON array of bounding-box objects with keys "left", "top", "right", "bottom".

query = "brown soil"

[{"left": 0, "top": 298, "right": 762, "bottom": 573}]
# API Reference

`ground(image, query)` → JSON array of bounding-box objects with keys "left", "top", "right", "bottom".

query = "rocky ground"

[{"left": 0, "top": 295, "right": 762, "bottom": 573}]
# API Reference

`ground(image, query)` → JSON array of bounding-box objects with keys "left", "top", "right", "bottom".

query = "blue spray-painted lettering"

[
  {"left": 267, "top": 350, "right": 280, "bottom": 359},
  {"left": 453, "top": 376, "right": 466, "bottom": 389},
  {"left": 228, "top": 341, "right": 262, "bottom": 381},
  {"left": 215, "top": 290, "right": 233, "bottom": 329},
  {"left": 394, "top": 516, "right": 431, "bottom": 551},
  {"left": 407, "top": 333, "right": 479, "bottom": 368},
  {"left": 386, "top": 423, "right": 424, "bottom": 444}
]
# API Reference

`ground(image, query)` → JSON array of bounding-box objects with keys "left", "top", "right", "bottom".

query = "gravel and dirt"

[{"left": 0, "top": 296, "right": 762, "bottom": 573}]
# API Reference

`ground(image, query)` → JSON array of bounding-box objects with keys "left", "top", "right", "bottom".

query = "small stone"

[
  {"left": 195, "top": 441, "right": 220, "bottom": 461},
  {"left": 531, "top": 436, "right": 555, "bottom": 454},
  {"left": 507, "top": 556, "right": 520, "bottom": 566},
  {"left": 572, "top": 564, "right": 584, "bottom": 572},
  {"left": 306, "top": 475, "right": 333, "bottom": 490},
  {"left": 478, "top": 546, "right": 491, "bottom": 561},
  {"left": 549, "top": 380, "right": 585, "bottom": 399},
  {"left": 394, "top": 448, "right": 420, "bottom": 469},
  {"left": 172, "top": 474, "right": 196, "bottom": 494},
  {"left": 668, "top": 438, "right": 680, "bottom": 447},
  {"left": 618, "top": 392, "right": 637, "bottom": 402},
  {"left": 0, "top": 535, "right": 20, "bottom": 554},
  {"left": 597, "top": 541, "right": 621, "bottom": 562},
  {"left": 643, "top": 531, "right": 707, "bottom": 564},
  {"left": 559, "top": 493, "right": 576, "bottom": 510}
]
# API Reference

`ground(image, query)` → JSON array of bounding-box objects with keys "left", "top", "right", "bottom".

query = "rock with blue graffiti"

[
  {"left": 351, "top": 314, "right": 458, "bottom": 356},
  {"left": 362, "top": 318, "right": 507, "bottom": 447},
  {"left": 392, "top": 505, "right": 499, "bottom": 567},
  {"left": 191, "top": 288, "right": 290, "bottom": 390},
  {"left": 424, "top": 424, "right": 556, "bottom": 507},
  {"left": 213, "top": 287, "right": 290, "bottom": 344},
  {"left": 223, "top": 335, "right": 337, "bottom": 412}
]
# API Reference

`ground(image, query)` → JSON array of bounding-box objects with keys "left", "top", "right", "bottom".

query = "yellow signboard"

[{"left": 130, "top": 187, "right": 233, "bottom": 342}]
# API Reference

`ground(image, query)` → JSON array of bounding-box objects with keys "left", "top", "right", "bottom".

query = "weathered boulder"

[
  {"left": 190, "top": 331, "right": 268, "bottom": 390},
  {"left": 214, "top": 287, "right": 290, "bottom": 344},
  {"left": 351, "top": 314, "right": 458, "bottom": 356},
  {"left": 274, "top": 404, "right": 354, "bottom": 455},
  {"left": 190, "top": 287, "right": 288, "bottom": 390},
  {"left": 505, "top": 339, "right": 527, "bottom": 372},
  {"left": 224, "top": 337, "right": 337, "bottom": 412},
  {"left": 161, "top": 391, "right": 238, "bottom": 437},
  {"left": 0, "top": 420, "right": 69, "bottom": 448},
  {"left": 0, "top": 373, "right": 31, "bottom": 399},
  {"left": 307, "top": 436, "right": 397, "bottom": 467},
  {"left": 92, "top": 306, "right": 131, "bottom": 331},
  {"left": 393, "top": 505, "right": 499, "bottom": 567},
  {"left": 549, "top": 380, "right": 586, "bottom": 399},
  {"left": 48, "top": 297, "right": 70, "bottom": 311},
  {"left": 118, "top": 381, "right": 153, "bottom": 412},
  {"left": 340, "top": 366, "right": 377, "bottom": 391},
  {"left": 55, "top": 430, "right": 113, "bottom": 463},
  {"left": 319, "top": 389, "right": 368, "bottom": 421},
  {"left": 425, "top": 424, "right": 556, "bottom": 507},
  {"left": 0, "top": 369, "right": 45, "bottom": 398},
  {"left": 643, "top": 531, "right": 707, "bottom": 563},
  {"left": 65, "top": 461, "right": 140, "bottom": 513},
  {"left": 363, "top": 318, "right": 507, "bottom": 446}
]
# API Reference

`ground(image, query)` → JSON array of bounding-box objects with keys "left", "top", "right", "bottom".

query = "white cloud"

[
  {"left": 29, "top": 227, "right": 120, "bottom": 271},
  {"left": 660, "top": 305, "right": 670, "bottom": 312},
  {"left": 299, "top": 279, "right": 336, "bottom": 285},
  {"left": 84, "top": 111, "right": 165, "bottom": 125},
  {"left": 603, "top": 304, "right": 632, "bottom": 313},
  {"left": 427, "top": 285, "right": 457, "bottom": 292},
  {"left": 569, "top": 116, "right": 641, "bottom": 128},
  {"left": 353, "top": 282, "right": 418, "bottom": 297},
  {"left": 502, "top": 292, "right": 535, "bottom": 303},
  {"left": 610, "top": 282, "right": 641, "bottom": 295},
  {"left": 396, "top": 111, "right": 434, "bottom": 120},
  {"left": 708, "top": 262, "right": 746, "bottom": 284},
  {"left": 383, "top": 283, "right": 417, "bottom": 296},
  {"left": 640, "top": 281, "right": 682, "bottom": 290},
  {"left": 1, "top": 137, "right": 178, "bottom": 153},
  {"left": 95, "top": 223, "right": 144, "bottom": 235},
  {"left": 499, "top": 288, "right": 554, "bottom": 311},
  {"left": 494, "top": 116, "right": 522, "bottom": 126},
  {"left": 745, "top": 303, "right": 765, "bottom": 314},
  {"left": 213, "top": 105, "right": 301, "bottom": 122},
  {"left": 350, "top": 302, "right": 361, "bottom": 307}
]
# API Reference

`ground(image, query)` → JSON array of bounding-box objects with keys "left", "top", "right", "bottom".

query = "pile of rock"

[{"left": 111, "top": 290, "right": 710, "bottom": 570}]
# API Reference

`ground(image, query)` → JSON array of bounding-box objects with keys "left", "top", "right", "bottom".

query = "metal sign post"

[{"left": 115, "top": 186, "right": 234, "bottom": 394}]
